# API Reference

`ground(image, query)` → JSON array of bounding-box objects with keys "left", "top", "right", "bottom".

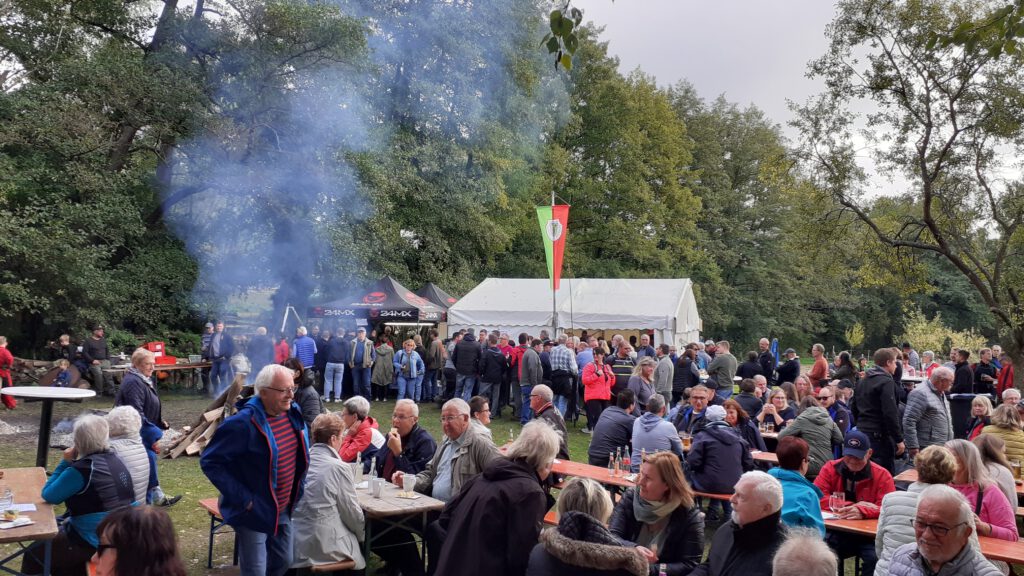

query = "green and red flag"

[{"left": 536, "top": 204, "right": 570, "bottom": 289}]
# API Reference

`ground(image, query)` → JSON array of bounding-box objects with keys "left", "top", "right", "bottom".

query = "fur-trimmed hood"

[{"left": 539, "top": 512, "right": 648, "bottom": 576}]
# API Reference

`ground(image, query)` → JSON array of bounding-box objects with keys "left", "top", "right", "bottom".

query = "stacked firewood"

[{"left": 162, "top": 379, "right": 248, "bottom": 459}]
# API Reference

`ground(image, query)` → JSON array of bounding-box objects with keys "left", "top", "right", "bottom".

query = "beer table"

[
  {"left": 0, "top": 387, "right": 95, "bottom": 469},
  {"left": 680, "top": 443, "right": 779, "bottom": 465},
  {"left": 356, "top": 480, "right": 445, "bottom": 570},
  {"left": 824, "top": 516, "right": 1024, "bottom": 564},
  {"left": 0, "top": 467, "right": 59, "bottom": 576},
  {"left": 551, "top": 459, "right": 637, "bottom": 489}
]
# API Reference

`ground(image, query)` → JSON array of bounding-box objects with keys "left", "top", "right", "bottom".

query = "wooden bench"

[
  {"left": 544, "top": 510, "right": 558, "bottom": 526},
  {"left": 693, "top": 491, "right": 732, "bottom": 502},
  {"left": 199, "top": 498, "right": 238, "bottom": 569}
]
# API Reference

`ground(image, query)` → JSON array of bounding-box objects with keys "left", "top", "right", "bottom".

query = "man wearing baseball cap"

[
  {"left": 813, "top": 430, "right": 896, "bottom": 574},
  {"left": 776, "top": 348, "right": 801, "bottom": 385}
]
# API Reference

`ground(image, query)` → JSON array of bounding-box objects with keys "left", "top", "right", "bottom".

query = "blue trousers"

[
  {"left": 422, "top": 369, "right": 438, "bottom": 402},
  {"left": 211, "top": 358, "right": 234, "bottom": 395},
  {"left": 397, "top": 376, "right": 415, "bottom": 400},
  {"left": 518, "top": 384, "right": 533, "bottom": 425},
  {"left": 352, "top": 367, "right": 372, "bottom": 399},
  {"left": 715, "top": 387, "right": 733, "bottom": 402},
  {"left": 324, "top": 362, "right": 345, "bottom": 399},
  {"left": 237, "top": 514, "right": 293, "bottom": 576},
  {"left": 554, "top": 395, "right": 568, "bottom": 416},
  {"left": 141, "top": 420, "right": 164, "bottom": 501},
  {"left": 455, "top": 374, "right": 476, "bottom": 402}
]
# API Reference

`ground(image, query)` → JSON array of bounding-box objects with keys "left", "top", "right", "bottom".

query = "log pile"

[{"left": 163, "top": 379, "right": 248, "bottom": 459}]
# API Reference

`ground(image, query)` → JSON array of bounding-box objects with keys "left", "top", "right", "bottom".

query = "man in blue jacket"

[{"left": 201, "top": 364, "right": 310, "bottom": 576}]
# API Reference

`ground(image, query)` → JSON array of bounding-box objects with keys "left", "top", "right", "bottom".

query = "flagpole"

[{"left": 551, "top": 191, "right": 557, "bottom": 337}]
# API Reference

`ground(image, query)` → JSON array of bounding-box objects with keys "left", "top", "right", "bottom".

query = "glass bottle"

[{"left": 608, "top": 452, "right": 616, "bottom": 476}]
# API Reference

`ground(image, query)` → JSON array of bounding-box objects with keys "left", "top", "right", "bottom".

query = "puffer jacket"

[
  {"left": 901, "top": 379, "right": 953, "bottom": 450},
  {"left": 776, "top": 406, "right": 843, "bottom": 478},
  {"left": 874, "top": 482, "right": 983, "bottom": 576},
  {"left": 582, "top": 362, "right": 615, "bottom": 402},
  {"left": 888, "top": 541, "right": 1001, "bottom": 576},
  {"left": 768, "top": 467, "right": 824, "bottom": 537},
  {"left": 686, "top": 421, "right": 753, "bottom": 494},
  {"left": 108, "top": 435, "right": 150, "bottom": 504},
  {"left": 527, "top": 511, "right": 647, "bottom": 576},
  {"left": 608, "top": 489, "right": 705, "bottom": 576},
  {"left": 981, "top": 424, "right": 1024, "bottom": 465}
]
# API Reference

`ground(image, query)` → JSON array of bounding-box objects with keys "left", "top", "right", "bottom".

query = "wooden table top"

[
  {"left": 552, "top": 459, "right": 637, "bottom": 488},
  {"left": 894, "top": 469, "right": 1024, "bottom": 496},
  {"left": 0, "top": 467, "right": 58, "bottom": 544},
  {"left": 356, "top": 481, "right": 445, "bottom": 518},
  {"left": 681, "top": 444, "right": 778, "bottom": 465},
  {"left": 823, "top": 515, "right": 1024, "bottom": 564}
]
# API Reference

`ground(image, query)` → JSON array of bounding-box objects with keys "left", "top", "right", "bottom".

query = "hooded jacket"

[
  {"left": 432, "top": 457, "right": 550, "bottom": 576},
  {"left": 629, "top": 412, "right": 684, "bottom": 472},
  {"left": 852, "top": 366, "right": 904, "bottom": 444},
  {"left": 686, "top": 421, "right": 753, "bottom": 494},
  {"left": 767, "top": 467, "right": 825, "bottom": 537},
  {"left": 776, "top": 406, "right": 844, "bottom": 478},
  {"left": 528, "top": 511, "right": 648, "bottom": 576},
  {"left": 608, "top": 489, "right": 705, "bottom": 576},
  {"left": 371, "top": 343, "right": 394, "bottom": 387},
  {"left": 200, "top": 396, "right": 310, "bottom": 535},
  {"left": 452, "top": 333, "right": 481, "bottom": 376}
]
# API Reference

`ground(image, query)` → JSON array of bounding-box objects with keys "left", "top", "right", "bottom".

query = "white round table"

[{"left": 1, "top": 387, "right": 96, "bottom": 468}]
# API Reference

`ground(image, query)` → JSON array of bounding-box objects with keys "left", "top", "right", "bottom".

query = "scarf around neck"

[
  {"left": 632, "top": 492, "right": 679, "bottom": 524},
  {"left": 128, "top": 367, "right": 153, "bottom": 388}
]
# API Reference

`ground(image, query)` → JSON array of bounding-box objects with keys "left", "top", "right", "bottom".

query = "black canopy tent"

[
  {"left": 415, "top": 283, "right": 459, "bottom": 320},
  {"left": 308, "top": 276, "right": 444, "bottom": 325}
]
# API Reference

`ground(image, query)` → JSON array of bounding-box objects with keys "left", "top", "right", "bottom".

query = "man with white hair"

[
  {"left": 691, "top": 471, "right": 787, "bottom": 576},
  {"left": 771, "top": 530, "right": 837, "bottom": 576},
  {"left": 201, "top": 364, "right": 310, "bottom": 576},
  {"left": 394, "top": 398, "right": 499, "bottom": 503},
  {"left": 1002, "top": 387, "right": 1021, "bottom": 406},
  {"left": 889, "top": 484, "right": 1001, "bottom": 575},
  {"left": 291, "top": 326, "right": 317, "bottom": 371},
  {"left": 903, "top": 366, "right": 955, "bottom": 458},
  {"left": 530, "top": 384, "right": 570, "bottom": 461}
]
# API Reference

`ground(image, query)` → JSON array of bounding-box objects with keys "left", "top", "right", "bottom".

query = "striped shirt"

[{"left": 268, "top": 413, "right": 299, "bottom": 513}]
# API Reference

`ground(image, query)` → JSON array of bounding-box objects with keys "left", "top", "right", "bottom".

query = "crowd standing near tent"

[{"left": 6, "top": 315, "right": 1024, "bottom": 576}]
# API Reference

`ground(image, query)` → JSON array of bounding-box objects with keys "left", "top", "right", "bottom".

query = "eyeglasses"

[
  {"left": 440, "top": 415, "right": 463, "bottom": 423},
  {"left": 393, "top": 414, "right": 414, "bottom": 420},
  {"left": 911, "top": 519, "right": 966, "bottom": 536},
  {"left": 266, "top": 386, "right": 297, "bottom": 395},
  {"left": 817, "top": 396, "right": 831, "bottom": 400},
  {"left": 96, "top": 543, "right": 117, "bottom": 557}
]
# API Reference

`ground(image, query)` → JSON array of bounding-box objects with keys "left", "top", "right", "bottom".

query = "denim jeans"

[
  {"left": 422, "top": 369, "right": 437, "bottom": 402},
  {"left": 237, "top": 514, "right": 293, "bottom": 576},
  {"left": 324, "top": 362, "right": 345, "bottom": 400},
  {"left": 554, "top": 395, "right": 568, "bottom": 416},
  {"left": 454, "top": 374, "right": 476, "bottom": 402},
  {"left": 479, "top": 381, "right": 500, "bottom": 414},
  {"left": 413, "top": 374, "right": 424, "bottom": 402},
  {"left": 518, "top": 384, "right": 533, "bottom": 425},
  {"left": 352, "top": 366, "right": 372, "bottom": 399},
  {"left": 714, "top": 387, "right": 733, "bottom": 402},
  {"left": 211, "top": 358, "right": 234, "bottom": 396},
  {"left": 397, "top": 376, "right": 415, "bottom": 400}
]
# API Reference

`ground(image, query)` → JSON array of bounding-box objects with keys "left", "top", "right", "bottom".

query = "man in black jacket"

[
  {"left": 587, "top": 390, "right": 637, "bottom": 466},
  {"left": 951, "top": 349, "right": 975, "bottom": 394},
  {"left": 851, "top": 347, "right": 905, "bottom": 474},
  {"left": 478, "top": 335, "right": 507, "bottom": 417},
  {"left": 776, "top": 348, "right": 801, "bottom": 384},
  {"left": 757, "top": 338, "right": 776, "bottom": 386},
  {"left": 451, "top": 331, "right": 481, "bottom": 402},
  {"left": 690, "top": 471, "right": 786, "bottom": 576}
]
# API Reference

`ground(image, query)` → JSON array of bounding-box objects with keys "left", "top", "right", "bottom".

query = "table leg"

[
  {"left": 36, "top": 400, "right": 54, "bottom": 470},
  {"left": 363, "top": 519, "right": 372, "bottom": 567},
  {"left": 42, "top": 540, "right": 51, "bottom": 576}
]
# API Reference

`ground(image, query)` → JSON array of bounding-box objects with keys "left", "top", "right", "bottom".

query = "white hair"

[
  {"left": 1003, "top": 388, "right": 1021, "bottom": 400},
  {"left": 442, "top": 397, "right": 471, "bottom": 416},
  {"left": 532, "top": 384, "right": 553, "bottom": 402},
  {"left": 507, "top": 420, "right": 560, "bottom": 471},
  {"left": 343, "top": 396, "right": 371, "bottom": 419},
  {"left": 105, "top": 406, "right": 142, "bottom": 439},
  {"left": 930, "top": 366, "right": 954, "bottom": 384},
  {"left": 917, "top": 484, "right": 974, "bottom": 530},
  {"left": 253, "top": 364, "right": 295, "bottom": 393},
  {"left": 772, "top": 529, "right": 837, "bottom": 576},
  {"left": 739, "top": 470, "right": 783, "bottom": 512},
  {"left": 753, "top": 374, "right": 767, "bottom": 385},
  {"left": 395, "top": 398, "right": 419, "bottom": 417},
  {"left": 922, "top": 350, "right": 934, "bottom": 360},
  {"left": 256, "top": 326, "right": 267, "bottom": 335},
  {"left": 297, "top": 326, "right": 307, "bottom": 336},
  {"left": 130, "top": 347, "right": 155, "bottom": 369},
  {"left": 73, "top": 414, "right": 110, "bottom": 457},
  {"left": 557, "top": 334, "right": 568, "bottom": 344}
]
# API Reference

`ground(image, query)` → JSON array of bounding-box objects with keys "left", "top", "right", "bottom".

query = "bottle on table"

[
  {"left": 608, "top": 452, "right": 615, "bottom": 476},
  {"left": 622, "top": 447, "right": 631, "bottom": 473}
]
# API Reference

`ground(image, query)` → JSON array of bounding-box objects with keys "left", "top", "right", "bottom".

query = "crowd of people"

[{"left": 13, "top": 327, "right": 1024, "bottom": 576}]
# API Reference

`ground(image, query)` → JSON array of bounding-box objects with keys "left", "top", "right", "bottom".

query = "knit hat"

[{"left": 705, "top": 405, "right": 726, "bottom": 422}]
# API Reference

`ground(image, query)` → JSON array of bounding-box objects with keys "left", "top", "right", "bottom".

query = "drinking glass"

[
  {"left": 766, "top": 421, "right": 774, "bottom": 434},
  {"left": 829, "top": 492, "right": 844, "bottom": 514},
  {"left": 402, "top": 474, "right": 416, "bottom": 494},
  {"left": 0, "top": 488, "right": 12, "bottom": 510}
]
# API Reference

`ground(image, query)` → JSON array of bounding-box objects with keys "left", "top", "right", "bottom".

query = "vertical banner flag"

[{"left": 537, "top": 204, "right": 570, "bottom": 289}]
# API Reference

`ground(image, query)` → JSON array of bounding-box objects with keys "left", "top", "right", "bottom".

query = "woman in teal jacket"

[{"left": 767, "top": 436, "right": 825, "bottom": 537}]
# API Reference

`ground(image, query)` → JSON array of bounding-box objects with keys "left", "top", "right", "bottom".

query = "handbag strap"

[{"left": 975, "top": 485, "right": 985, "bottom": 516}]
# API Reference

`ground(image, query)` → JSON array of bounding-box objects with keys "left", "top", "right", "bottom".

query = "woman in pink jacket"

[
  {"left": 946, "top": 439, "right": 1019, "bottom": 541},
  {"left": 581, "top": 348, "right": 616, "bottom": 432}
]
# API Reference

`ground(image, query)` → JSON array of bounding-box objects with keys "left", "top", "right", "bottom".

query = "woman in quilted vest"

[{"left": 105, "top": 406, "right": 150, "bottom": 504}]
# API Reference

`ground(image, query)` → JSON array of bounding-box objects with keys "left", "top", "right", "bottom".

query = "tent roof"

[
  {"left": 416, "top": 282, "right": 459, "bottom": 310},
  {"left": 448, "top": 278, "right": 700, "bottom": 332},
  {"left": 310, "top": 276, "right": 444, "bottom": 322}
]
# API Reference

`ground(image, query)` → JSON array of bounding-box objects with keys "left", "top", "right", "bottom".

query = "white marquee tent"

[{"left": 447, "top": 278, "right": 702, "bottom": 346}]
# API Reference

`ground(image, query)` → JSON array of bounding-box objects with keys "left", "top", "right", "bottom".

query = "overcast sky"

[{"left": 572, "top": 0, "right": 839, "bottom": 136}]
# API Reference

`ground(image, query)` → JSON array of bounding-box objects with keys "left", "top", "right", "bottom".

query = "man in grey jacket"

[
  {"left": 653, "top": 344, "right": 674, "bottom": 406},
  {"left": 889, "top": 484, "right": 1001, "bottom": 576},
  {"left": 902, "top": 367, "right": 955, "bottom": 459}
]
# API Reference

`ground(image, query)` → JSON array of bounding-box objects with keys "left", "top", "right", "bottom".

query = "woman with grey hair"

[
  {"left": 105, "top": 405, "right": 150, "bottom": 504},
  {"left": 21, "top": 415, "right": 135, "bottom": 575},
  {"left": 432, "top": 420, "right": 561, "bottom": 576},
  {"left": 627, "top": 357, "right": 657, "bottom": 415},
  {"left": 338, "top": 395, "right": 384, "bottom": 463},
  {"left": 527, "top": 477, "right": 648, "bottom": 576}
]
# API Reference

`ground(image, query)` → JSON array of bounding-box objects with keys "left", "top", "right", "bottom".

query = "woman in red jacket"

[
  {"left": 582, "top": 348, "right": 616, "bottom": 432},
  {"left": 274, "top": 333, "right": 290, "bottom": 364},
  {"left": 338, "top": 395, "right": 380, "bottom": 463}
]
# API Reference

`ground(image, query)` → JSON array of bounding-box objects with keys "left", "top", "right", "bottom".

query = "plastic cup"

[
  {"left": 371, "top": 478, "right": 384, "bottom": 498},
  {"left": 402, "top": 474, "right": 416, "bottom": 494}
]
